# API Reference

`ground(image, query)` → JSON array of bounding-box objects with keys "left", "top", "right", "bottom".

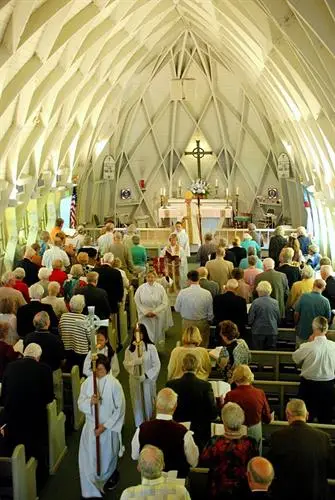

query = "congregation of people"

[{"left": 1, "top": 218, "right": 335, "bottom": 499}]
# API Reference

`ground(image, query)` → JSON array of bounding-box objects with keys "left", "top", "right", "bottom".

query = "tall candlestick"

[
  {"left": 215, "top": 178, "right": 218, "bottom": 187},
  {"left": 178, "top": 179, "right": 181, "bottom": 187},
  {"left": 236, "top": 186, "right": 239, "bottom": 195},
  {"left": 226, "top": 187, "right": 228, "bottom": 199}
]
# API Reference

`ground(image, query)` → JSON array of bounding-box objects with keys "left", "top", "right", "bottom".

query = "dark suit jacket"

[
  {"left": 94, "top": 265, "right": 124, "bottom": 314},
  {"left": 16, "top": 258, "right": 39, "bottom": 287},
  {"left": 24, "top": 330, "right": 65, "bottom": 371},
  {"left": 276, "top": 264, "right": 301, "bottom": 289},
  {"left": 17, "top": 301, "right": 59, "bottom": 337},
  {"left": 76, "top": 284, "right": 111, "bottom": 319},
  {"left": 211, "top": 249, "right": 237, "bottom": 267},
  {"left": 0, "top": 358, "right": 54, "bottom": 458},
  {"left": 269, "top": 235, "right": 287, "bottom": 267},
  {"left": 213, "top": 291, "right": 248, "bottom": 336},
  {"left": 166, "top": 372, "right": 217, "bottom": 448},
  {"left": 199, "top": 278, "right": 220, "bottom": 298},
  {"left": 268, "top": 421, "right": 335, "bottom": 500},
  {"left": 323, "top": 276, "right": 335, "bottom": 310},
  {"left": 230, "top": 246, "right": 247, "bottom": 266}
]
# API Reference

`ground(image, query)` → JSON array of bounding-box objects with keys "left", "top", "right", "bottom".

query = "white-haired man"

[
  {"left": 0, "top": 271, "right": 26, "bottom": 312},
  {"left": 293, "top": 316, "right": 335, "bottom": 423},
  {"left": 268, "top": 226, "right": 287, "bottom": 267},
  {"left": 75, "top": 271, "right": 111, "bottom": 319},
  {"left": 17, "top": 283, "right": 58, "bottom": 337},
  {"left": 249, "top": 281, "right": 280, "bottom": 349},
  {"left": 13, "top": 267, "right": 30, "bottom": 302},
  {"left": 93, "top": 252, "right": 124, "bottom": 314},
  {"left": 121, "top": 445, "right": 191, "bottom": 499},
  {"left": 198, "top": 266, "right": 220, "bottom": 298},
  {"left": 0, "top": 343, "right": 54, "bottom": 465},
  {"left": 320, "top": 264, "right": 335, "bottom": 310},
  {"left": 42, "top": 236, "right": 70, "bottom": 269},
  {"left": 297, "top": 226, "right": 311, "bottom": 256},
  {"left": 97, "top": 222, "right": 114, "bottom": 256},
  {"left": 253, "top": 258, "right": 288, "bottom": 318},
  {"left": 213, "top": 278, "right": 248, "bottom": 339},
  {"left": 294, "top": 279, "right": 331, "bottom": 344},
  {"left": 16, "top": 246, "right": 39, "bottom": 286},
  {"left": 131, "top": 388, "right": 199, "bottom": 478},
  {"left": 268, "top": 399, "right": 335, "bottom": 500}
]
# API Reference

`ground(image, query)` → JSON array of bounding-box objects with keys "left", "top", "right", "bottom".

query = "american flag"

[{"left": 70, "top": 185, "right": 77, "bottom": 228}]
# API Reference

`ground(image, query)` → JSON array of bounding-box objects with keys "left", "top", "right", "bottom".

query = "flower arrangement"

[{"left": 190, "top": 179, "right": 210, "bottom": 197}]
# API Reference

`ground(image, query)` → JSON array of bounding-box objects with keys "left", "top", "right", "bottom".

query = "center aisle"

[{"left": 40, "top": 312, "right": 182, "bottom": 500}]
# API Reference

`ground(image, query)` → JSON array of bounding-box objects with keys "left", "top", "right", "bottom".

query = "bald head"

[
  {"left": 313, "top": 278, "right": 326, "bottom": 293},
  {"left": 156, "top": 388, "right": 177, "bottom": 415},
  {"left": 247, "top": 457, "right": 274, "bottom": 492},
  {"left": 197, "top": 267, "right": 208, "bottom": 279},
  {"left": 138, "top": 445, "right": 164, "bottom": 480}
]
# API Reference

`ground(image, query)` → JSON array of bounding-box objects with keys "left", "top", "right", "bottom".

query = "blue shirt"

[
  {"left": 295, "top": 292, "right": 331, "bottom": 340},
  {"left": 239, "top": 257, "right": 263, "bottom": 270},
  {"left": 248, "top": 295, "right": 280, "bottom": 336},
  {"left": 241, "top": 239, "right": 260, "bottom": 254}
]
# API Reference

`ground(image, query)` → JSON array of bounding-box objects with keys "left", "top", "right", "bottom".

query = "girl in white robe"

[
  {"left": 123, "top": 324, "right": 161, "bottom": 427},
  {"left": 162, "top": 233, "right": 188, "bottom": 289},
  {"left": 83, "top": 327, "right": 120, "bottom": 378},
  {"left": 78, "top": 355, "right": 125, "bottom": 498},
  {"left": 134, "top": 271, "right": 173, "bottom": 348}
]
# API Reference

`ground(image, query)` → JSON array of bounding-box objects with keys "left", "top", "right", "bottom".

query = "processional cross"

[{"left": 184, "top": 140, "right": 213, "bottom": 243}]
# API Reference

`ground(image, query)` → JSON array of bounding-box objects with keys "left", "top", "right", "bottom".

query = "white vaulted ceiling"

[{"left": 0, "top": 0, "right": 335, "bottom": 224}]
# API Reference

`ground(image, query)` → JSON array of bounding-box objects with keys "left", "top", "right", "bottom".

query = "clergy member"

[
  {"left": 78, "top": 354, "right": 125, "bottom": 498},
  {"left": 134, "top": 270, "right": 173, "bottom": 349},
  {"left": 174, "top": 221, "right": 190, "bottom": 257},
  {"left": 123, "top": 324, "right": 161, "bottom": 427},
  {"left": 162, "top": 233, "right": 187, "bottom": 290}
]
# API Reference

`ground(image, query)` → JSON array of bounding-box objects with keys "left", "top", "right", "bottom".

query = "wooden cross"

[{"left": 185, "top": 139, "right": 213, "bottom": 179}]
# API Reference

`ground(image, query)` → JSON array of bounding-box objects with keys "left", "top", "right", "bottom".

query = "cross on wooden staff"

[
  {"left": 185, "top": 139, "right": 213, "bottom": 179},
  {"left": 185, "top": 140, "right": 213, "bottom": 243}
]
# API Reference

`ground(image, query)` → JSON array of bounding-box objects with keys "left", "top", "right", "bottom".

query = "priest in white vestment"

[
  {"left": 123, "top": 324, "right": 161, "bottom": 427},
  {"left": 162, "top": 233, "right": 188, "bottom": 289},
  {"left": 78, "top": 355, "right": 125, "bottom": 498},
  {"left": 134, "top": 270, "right": 173, "bottom": 348}
]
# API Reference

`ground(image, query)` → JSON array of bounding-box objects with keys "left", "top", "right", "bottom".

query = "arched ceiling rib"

[{"left": 0, "top": 0, "right": 334, "bottom": 213}]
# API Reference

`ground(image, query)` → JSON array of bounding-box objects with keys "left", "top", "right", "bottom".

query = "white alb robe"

[
  {"left": 123, "top": 343, "right": 161, "bottom": 427},
  {"left": 134, "top": 282, "right": 173, "bottom": 346},
  {"left": 78, "top": 374, "right": 125, "bottom": 498},
  {"left": 176, "top": 228, "right": 190, "bottom": 256}
]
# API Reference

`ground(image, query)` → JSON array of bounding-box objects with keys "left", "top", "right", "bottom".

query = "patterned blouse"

[
  {"left": 218, "top": 339, "right": 251, "bottom": 383},
  {"left": 200, "top": 434, "right": 257, "bottom": 499}
]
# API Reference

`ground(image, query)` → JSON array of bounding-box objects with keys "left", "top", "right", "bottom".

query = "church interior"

[{"left": 1, "top": 0, "right": 335, "bottom": 499}]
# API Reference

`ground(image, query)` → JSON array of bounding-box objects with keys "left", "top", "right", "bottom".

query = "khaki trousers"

[{"left": 182, "top": 318, "right": 210, "bottom": 347}]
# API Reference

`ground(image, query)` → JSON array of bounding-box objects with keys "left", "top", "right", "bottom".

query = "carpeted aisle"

[{"left": 40, "top": 312, "right": 182, "bottom": 500}]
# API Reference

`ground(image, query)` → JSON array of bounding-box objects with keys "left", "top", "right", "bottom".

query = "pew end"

[
  {"left": 47, "top": 400, "right": 67, "bottom": 474},
  {"left": 0, "top": 444, "right": 37, "bottom": 500}
]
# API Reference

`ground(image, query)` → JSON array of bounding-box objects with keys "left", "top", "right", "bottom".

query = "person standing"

[
  {"left": 249, "top": 281, "right": 280, "bottom": 350},
  {"left": 296, "top": 226, "right": 311, "bottom": 256},
  {"left": 205, "top": 246, "right": 234, "bottom": 291},
  {"left": 130, "top": 235, "right": 147, "bottom": 276},
  {"left": 287, "top": 265, "right": 314, "bottom": 309},
  {"left": 213, "top": 279, "right": 248, "bottom": 339},
  {"left": 93, "top": 253, "right": 124, "bottom": 314},
  {"left": 230, "top": 237, "right": 247, "bottom": 266},
  {"left": 175, "top": 221, "right": 190, "bottom": 259},
  {"left": 198, "top": 266, "right": 220, "bottom": 298},
  {"left": 75, "top": 271, "right": 111, "bottom": 319},
  {"left": 134, "top": 270, "right": 173, "bottom": 348},
  {"left": 269, "top": 226, "right": 287, "bottom": 268},
  {"left": 241, "top": 233, "right": 260, "bottom": 256},
  {"left": 268, "top": 399, "right": 335, "bottom": 500},
  {"left": 253, "top": 258, "right": 288, "bottom": 319},
  {"left": 50, "top": 217, "right": 64, "bottom": 243},
  {"left": 0, "top": 343, "right": 54, "bottom": 466},
  {"left": 123, "top": 325, "right": 161, "bottom": 427},
  {"left": 166, "top": 354, "right": 217, "bottom": 450},
  {"left": 175, "top": 270, "right": 213, "bottom": 347},
  {"left": 276, "top": 248, "right": 301, "bottom": 289},
  {"left": 42, "top": 236, "right": 70, "bottom": 269},
  {"left": 196, "top": 233, "right": 217, "bottom": 267},
  {"left": 83, "top": 327, "right": 120, "bottom": 379},
  {"left": 294, "top": 279, "right": 331, "bottom": 345},
  {"left": 78, "top": 354, "right": 125, "bottom": 498},
  {"left": 247, "top": 457, "right": 274, "bottom": 499},
  {"left": 162, "top": 232, "right": 187, "bottom": 290},
  {"left": 0, "top": 272, "right": 26, "bottom": 313},
  {"left": 293, "top": 316, "right": 335, "bottom": 423},
  {"left": 16, "top": 247, "right": 40, "bottom": 286},
  {"left": 131, "top": 388, "right": 199, "bottom": 478},
  {"left": 97, "top": 222, "right": 114, "bottom": 257},
  {"left": 109, "top": 231, "right": 134, "bottom": 275},
  {"left": 320, "top": 264, "right": 335, "bottom": 310},
  {"left": 13, "top": 267, "right": 30, "bottom": 302},
  {"left": 17, "top": 283, "right": 58, "bottom": 337}
]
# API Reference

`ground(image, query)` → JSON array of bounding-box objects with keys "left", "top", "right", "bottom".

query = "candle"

[
  {"left": 215, "top": 179, "right": 218, "bottom": 187},
  {"left": 160, "top": 188, "right": 163, "bottom": 195},
  {"left": 236, "top": 186, "right": 239, "bottom": 195},
  {"left": 163, "top": 188, "right": 166, "bottom": 196},
  {"left": 178, "top": 179, "right": 181, "bottom": 187},
  {"left": 226, "top": 187, "right": 228, "bottom": 198}
]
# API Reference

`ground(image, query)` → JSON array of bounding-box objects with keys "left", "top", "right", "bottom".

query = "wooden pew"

[
  {"left": 62, "top": 365, "right": 85, "bottom": 431},
  {"left": 47, "top": 400, "right": 67, "bottom": 474},
  {"left": 249, "top": 350, "right": 301, "bottom": 381},
  {"left": 253, "top": 380, "right": 299, "bottom": 420},
  {"left": 128, "top": 285, "right": 137, "bottom": 329},
  {"left": 209, "top": 326, "right": 296, "bottom": 351},
  {"left": 0, "top": 444, "right": 37, "bottom": 500}
]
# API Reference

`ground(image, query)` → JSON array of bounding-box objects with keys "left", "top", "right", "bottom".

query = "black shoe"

[{"left": 105, "top": 470, "right": 120, "bottom": 491}]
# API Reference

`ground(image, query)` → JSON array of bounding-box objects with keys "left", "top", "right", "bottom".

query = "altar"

[{"left": 159, "top": 198, "right": 233, "bottom": 245}]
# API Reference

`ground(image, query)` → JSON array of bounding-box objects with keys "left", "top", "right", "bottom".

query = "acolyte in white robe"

[
  {"left": 134, "top": 282, "right": 173, "bottom": 346},
  {"left": 78, "top": 374, "right": 125, "bottom": 498},
  {"left": 123, "top": 343, "right": 161, "bottom": 427},
  {"left": 176, "top": 228, "right": 190, "bottom": 257}
]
